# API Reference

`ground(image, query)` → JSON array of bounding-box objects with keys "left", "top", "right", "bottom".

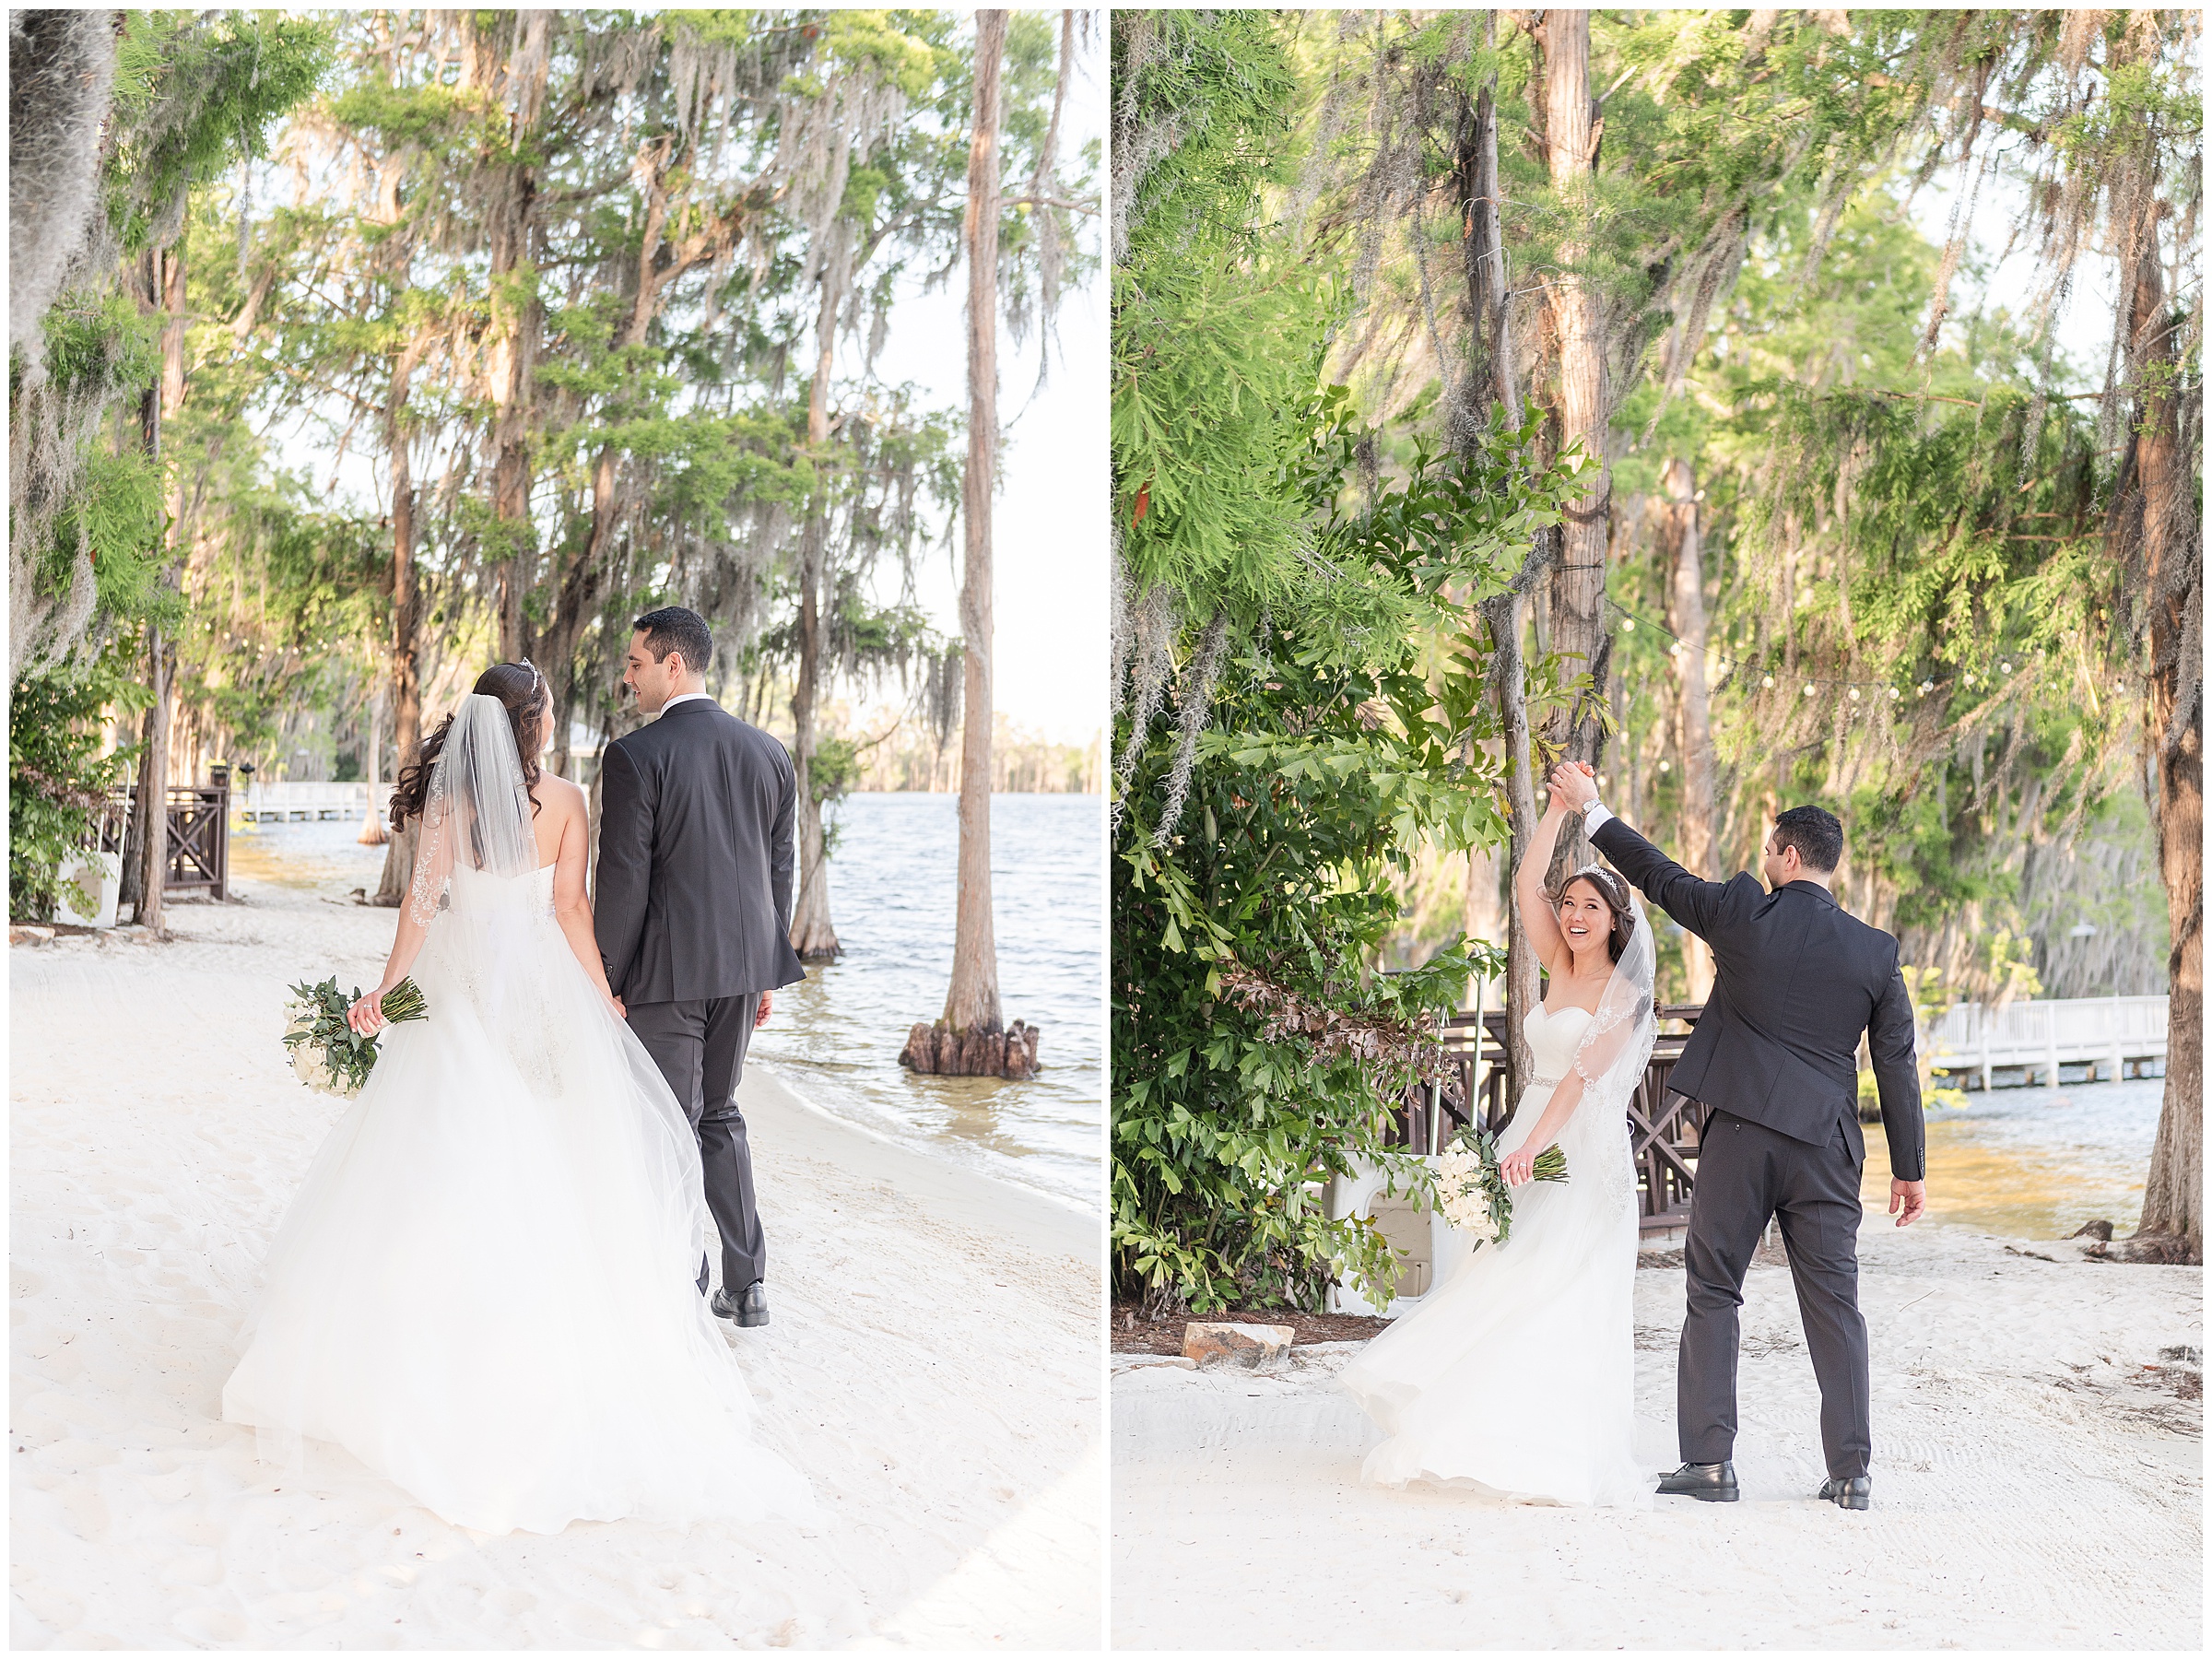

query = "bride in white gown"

[
  {"left": 222, "top": 668, "right": 816, "bottom": 1535},
  {"left": 1339, "top": 770, "right": 1658, "bottom": 1508}
]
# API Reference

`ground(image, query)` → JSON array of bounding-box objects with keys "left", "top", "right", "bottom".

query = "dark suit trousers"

[
  {"left": 626, "top": 996, "right": 767, "bottom": 1296},
  {"left": 1680, "top": 1109, "right": 1873, "bottom": 1479}
]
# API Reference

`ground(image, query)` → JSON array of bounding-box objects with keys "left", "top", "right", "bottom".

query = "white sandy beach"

[
  {"left": 10, "top": 873, "right": 1102, "bottom": 1649},
  {"left": 1113, "top": 1224, "right": 2201, "bottom": 1650}
]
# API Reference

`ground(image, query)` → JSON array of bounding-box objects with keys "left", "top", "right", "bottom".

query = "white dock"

[
  {"left": 233, "top": 782, "right": 376, "bottom": 823},
  {"left": 1920, "top": 995, "right": 2169, "bottom": 1089}
]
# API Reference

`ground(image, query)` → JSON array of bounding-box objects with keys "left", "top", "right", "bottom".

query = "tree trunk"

[
  {"left": 371, "top": 353, "right": 423, "bottom": 905},
  {"left": 1480, "top": 587, "right": 1543, "bottom": 1111},
  {"left": 2124, "top": 213, "right": 2202, "bottom": 1260},
  {"left": 1454, "top": 11, "right": 1519, "bottom": 432},
  {"left": 371, "top": 818, "right": 419, "bottom": 911},
  {"left": 1660, "top": 456, "right": 1717, "bottom": 1002},
  {"left": 135, "top": 241, "right": 188, "bottom": 932},
  {"left": 787, "top": 521, "right": 840, "bottom": 959},
  {"left": 358, "top": 684, "right": 389, "bottom": 844},
  {"left": 549, "top": 155, "right": 689, "bottom": 780},
  {"left": 786, "top": 237, "right": 843, "bottom": 960},
  {"left": 1533, "top": 11, "right": 1610, "bottom": 882},
  {"left": 134, "top": 641, "right": 174, "bottom": 931},
  {"left": 477, "top": 11, "right": 549, "bottom": 665},
  {"left": 941, "top": 11, "right": 1008, "bottom": 1041},
  {"left": 117, "top": 699, "right": 148, "bottom": 914}
]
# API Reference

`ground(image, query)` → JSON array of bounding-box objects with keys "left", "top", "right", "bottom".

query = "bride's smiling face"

[{"left": 1556, "top": 878, "right": 1615, "bottom": 961}]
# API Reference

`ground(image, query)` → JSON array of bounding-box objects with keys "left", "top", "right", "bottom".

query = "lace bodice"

[
  {"left": 1515, "top": 1003, "right": 1634, "bottom": 1214},
  {"left": 1522, "top": 1004, "right": 1594, "bottom": 1085}
]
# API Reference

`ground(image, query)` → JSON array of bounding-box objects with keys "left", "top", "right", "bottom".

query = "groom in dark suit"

[
  {"left": 595, "top": 606, "right": 807, "bottom": 1328},
  {"left": 1550, "top": 765, "right": 1924, "bottom": 1511}
]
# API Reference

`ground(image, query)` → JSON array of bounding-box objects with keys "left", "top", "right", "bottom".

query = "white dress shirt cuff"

[{"left": 1581, "top": 799, "right": 1615, "bottom": 834}]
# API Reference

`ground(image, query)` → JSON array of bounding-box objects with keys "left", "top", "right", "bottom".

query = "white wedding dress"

[
  {"left": 224, "top": 744, "right": 817, "bottom": 1534},
  {"left": 1337, "top": 1003, "right": 1651, "bottom": 1508}
]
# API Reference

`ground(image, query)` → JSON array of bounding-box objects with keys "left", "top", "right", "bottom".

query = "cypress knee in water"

[{"left": 899, "top": 1018, "right": 1041, "bottom": 1080}]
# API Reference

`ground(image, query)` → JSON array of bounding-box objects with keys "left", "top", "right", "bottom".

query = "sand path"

[
  {"left": 1112, "top": 1225, "right": 2199, "bottom": 1649},
  {"left": 11, "top": 876, "right": 1102, "bottom": 1649}
]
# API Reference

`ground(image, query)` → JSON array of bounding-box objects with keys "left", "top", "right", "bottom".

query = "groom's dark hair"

[
  {"left": 633, "top": 606, "right": 713, "bottom": 676},
  {"left": 1771, "top": 806, "right": 1843, "bottom": 873}
]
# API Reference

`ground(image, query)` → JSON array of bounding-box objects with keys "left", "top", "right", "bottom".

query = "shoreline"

[
  {"left": 759, "top": 1065, "right": 1101, "bottom": 1266},
  {"left": 9, "top": 878, "right": 1101, "bottom": 1648}
]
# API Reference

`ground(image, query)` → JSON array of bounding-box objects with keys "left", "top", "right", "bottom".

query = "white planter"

[
  {"left": 53, "top": 848, "right": 122, "bottom": 929},
  {"left": 1324, "top": 1155, "right": 1476, "bottom": 1317}
]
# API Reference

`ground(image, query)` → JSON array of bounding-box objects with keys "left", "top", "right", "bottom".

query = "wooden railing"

[
  {"left": 95, "top": 784, "right": 230, "bottom": 901},
  {"left": 1386, "top": 1005, "right": 1710, "bottom": 1236}
]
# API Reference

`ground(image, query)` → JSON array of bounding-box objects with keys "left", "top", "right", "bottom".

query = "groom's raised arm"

[
  {"left": 594, "top": 741, "right": 653, "bottom": 996},
  {"left": 1589, "top": 815, "right": 1735, "bottom": 942}
]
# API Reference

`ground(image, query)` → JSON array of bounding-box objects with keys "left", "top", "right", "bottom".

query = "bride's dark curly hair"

[
  {"left": 1548, "top": 865, "right": 1636, "bottom": 964},
  {"left": 388, "top": 662, "right": 549, "bottom": 830}
]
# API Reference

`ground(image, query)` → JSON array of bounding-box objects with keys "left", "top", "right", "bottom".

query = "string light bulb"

[
  {"left": 1848, "top": 688, "right": 1860, "bottom": 700},
  {"left": 1620, "top": 618, "right": 1636, "bottom": 633},
  {"left": 1803, "top": 684, "right": 1817, "bottom": 697},
  {"left": 1761, "top": 674, "right": 1775, "bottom": 689}
]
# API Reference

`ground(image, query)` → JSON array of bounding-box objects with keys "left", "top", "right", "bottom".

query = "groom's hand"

[
  {"left": 1550, "top": 761, "right": 1599, "bottom": 811},
  {"left": 755, "top": 991, "right": 773, "bottom": 1029},
  {"left": 1889, "top": 1178, "right": 1926, "bottom": 1227}
]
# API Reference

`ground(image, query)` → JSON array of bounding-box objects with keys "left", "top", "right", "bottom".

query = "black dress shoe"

[
  {"left": 712, "top": 1280, "right": 770, "bottom": 1327},
  {"left": 1818, "top": 1475, "right": 1871, "bottom": 1510},
  {"left": 1657, "top": 1461, "right": 1739, "bottom": 1501}
]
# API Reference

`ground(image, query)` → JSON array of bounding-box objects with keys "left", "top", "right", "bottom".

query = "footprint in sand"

[{"left": 173, "top": 1606, "right": 251, "bottom": 1643}]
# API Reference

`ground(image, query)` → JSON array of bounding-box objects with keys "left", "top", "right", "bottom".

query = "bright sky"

[
  {"left": 853, "top": 37, "right": 1107, "bottom": 750},
  {"left": 857, "top": 240, "right": 1107, "bottom": 748},
  {"left": 1911, "top": 163, "right": 2128, "bottom": 393}
]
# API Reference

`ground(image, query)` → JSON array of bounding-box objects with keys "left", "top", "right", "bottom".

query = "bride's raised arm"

[{"left": 1513, "top": 780, "right": 1574, "bottom": 978}]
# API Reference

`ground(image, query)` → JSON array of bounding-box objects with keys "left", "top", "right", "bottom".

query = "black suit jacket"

[
  {"left": 1590, "top": 815, "right": 1924, "bottom": 1181},
  {"left": 594, "top": 699, "right": 806, "bottom": 1005}
]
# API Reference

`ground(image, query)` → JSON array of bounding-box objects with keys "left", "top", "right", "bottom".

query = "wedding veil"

[
  {"left": 407, "top": 693, "right": 538, "bottom": 927},
  {"left": 1563, "top": 870, "right": 1660, "bottom": 1128}
]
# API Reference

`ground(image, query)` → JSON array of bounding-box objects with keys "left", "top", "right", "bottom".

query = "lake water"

[
  {"left": 229, "top": 792, "right": 1103, "bottom": 1217},
  {"left": 1858, "top": 1076, "right": 2169, "bottom": 1240},
  {"left": 747, "top": 793, "right": 1102, "bottom": 1217}
]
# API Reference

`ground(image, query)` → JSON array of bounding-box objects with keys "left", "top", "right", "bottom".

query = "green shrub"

[
  {"left": 9, "top": 653, "right": 142, "bottom": 922},
  {"left": 1112, "top": 420, "right": 1581, "bottom": 1314}
]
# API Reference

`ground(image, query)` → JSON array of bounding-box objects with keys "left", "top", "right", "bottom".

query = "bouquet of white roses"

[
  {"left": 282, "top": 975, "right": 429, "bottom": 1098},
  {"left": 1432, "top": 1124, "right": 1567, "bottom": 1252}
]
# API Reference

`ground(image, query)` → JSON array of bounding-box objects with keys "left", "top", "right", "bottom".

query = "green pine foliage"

[{"left": 1113, "top": 403, "right": 1583, "bottom": 1313}]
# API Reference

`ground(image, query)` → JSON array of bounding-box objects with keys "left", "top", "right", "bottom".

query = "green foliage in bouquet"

[
  {"left": 282, "top": 975, "right": 428, "bottom": 1097},
  {"left": 1432, "top": 1124, "right": 1568, "bottom": 1253}
]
